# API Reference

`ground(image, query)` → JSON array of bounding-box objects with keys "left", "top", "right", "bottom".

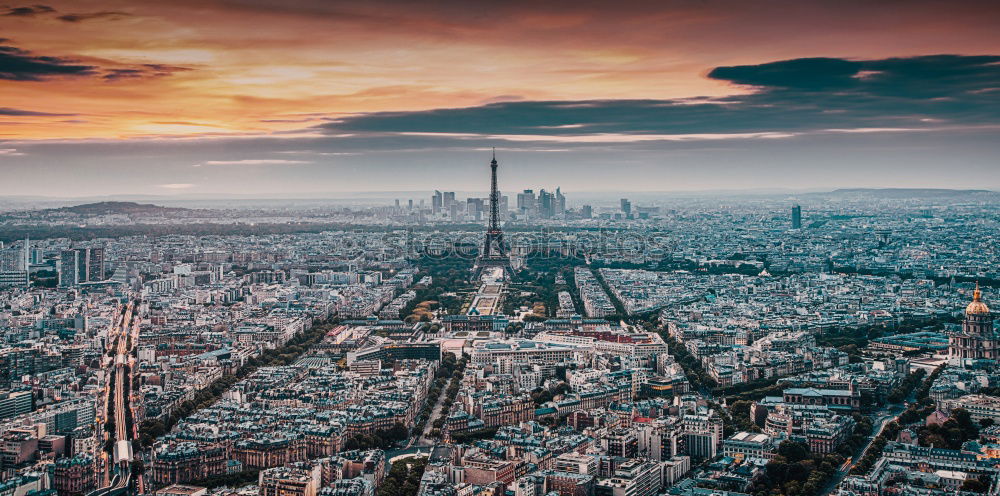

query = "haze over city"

[{"left": 1, "top": 0, "right": 999, "bottom": 196}]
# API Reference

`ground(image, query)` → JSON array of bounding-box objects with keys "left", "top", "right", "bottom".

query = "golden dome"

[{"left": 966, "top": 283, "right": 991, "bottom": 315}]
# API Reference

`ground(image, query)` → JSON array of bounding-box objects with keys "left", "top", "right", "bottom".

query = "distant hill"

[
  {"left": 812, "top": 188, "right": 998, "bottom": 199},
  {"left": 50, "top": 201, "right": 193, "bottom": 216}
]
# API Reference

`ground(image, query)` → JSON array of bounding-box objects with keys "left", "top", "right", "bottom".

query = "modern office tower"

[
  {"left": 80, "top": 247, "right": 105, "bottom": 282},
  {"left": 517, "top": 189, "right": 536, "bottom": 215},
  {"left": 581, "top": 205, "right": 593, "bottom": 219},
  {"left": 443, "top": 191, "right": 456, "bottom": 209},
  {"left": 792, "top": 205, "right": 802, "bottom": 229},
  {"left": 59, "top": 250, "right": 80, "bottom": 287},
  {"left": 449, "top": 203, "right": 459, "bottom": 222},
  {"left": 22, "top": 237, "right": 29, "bottom": 271},
  {"left": 432, "top": 190, "right": 443, "bottom": 214},
  {"left": 620, "top": 198, "right": 632, "bottom": 218},
  {"left": 538, "top": 189, "right": 554, "bottom": 218},
  {"left": 407, "top": 199, "right": 413, "bottom": 210},
  {"left": 555, "top": 187, "right": 566, "bottom": 216},
  {"left": 467, "top": 198, "right": 484, "bottom": 221},
  {"left": 499, "top": 195, "right": 509, "bottom": 218},
  {"left": 394, "top": 199, "right": 400, "bottom": 209}
]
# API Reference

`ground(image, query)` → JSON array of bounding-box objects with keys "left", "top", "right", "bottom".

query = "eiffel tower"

[{"left": 473, "top": 149, "right": 514, "bottom": 280}]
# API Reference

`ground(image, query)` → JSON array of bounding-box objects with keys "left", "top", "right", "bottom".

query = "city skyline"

[
  {"left": 2, "top": 3, "right": 999, "bottom": 493},
  {"left": 1, "top": 0, "right": 1000, "bottom": 195}
]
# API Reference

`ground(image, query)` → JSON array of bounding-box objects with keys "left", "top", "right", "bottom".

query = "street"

[{"left": 820, "top": 405, "right": 906, "bottom": 495}]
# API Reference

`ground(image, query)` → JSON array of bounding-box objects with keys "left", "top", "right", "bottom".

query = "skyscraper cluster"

[
  {"left": 430, "top": 186, "right": 568, "bottom": 222},
  {"left": 432, "top": 190, "right": 490, "bottom": 222},
  {"left": 515, "top": 187, "right": 565, "bottom": 219}
]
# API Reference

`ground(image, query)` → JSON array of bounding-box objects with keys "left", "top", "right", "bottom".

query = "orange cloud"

[{"left": 0, "top": 0, "right": 997, "bottom": 141}]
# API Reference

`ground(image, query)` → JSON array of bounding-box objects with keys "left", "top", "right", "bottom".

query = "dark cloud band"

[
  {"left": 57, "top": 11, "right": 131, "bottom": 22},
  {"left": 0, "top": 107, "right": 74, "bottom": 116},
  {"left": 0, "top": 45, "right": 96, "bottom": 81},
  {"left": 320, "top": 55, "right": 1000, "bottom": 138},
  {"left": 0, "top": 43, "right": 189, "bottom": 82},
  {"left": 1, "top": 5, "right": 55, "bottom": 17}
]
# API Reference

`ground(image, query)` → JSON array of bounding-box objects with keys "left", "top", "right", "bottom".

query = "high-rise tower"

[{"left": 473, "top": 149, "right": 513, "bottom": 280}]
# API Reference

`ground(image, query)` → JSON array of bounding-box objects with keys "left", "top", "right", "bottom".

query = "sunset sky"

[{"left": 2, "top": 0, "right": 999, "bottom": 197}]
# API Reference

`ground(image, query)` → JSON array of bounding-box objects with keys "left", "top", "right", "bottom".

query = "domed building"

[{"left": 948, "top": 284, "right": 998, "bottom": 366}]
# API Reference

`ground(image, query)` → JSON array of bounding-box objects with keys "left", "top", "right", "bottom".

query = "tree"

[
  {"left": 377, "top": 456, "right": 428, "bottom": 496},
  {"left": 961, "top": 479, "right": 988, "bottom": 494},
  {"left": 777, "top": 440, "right": 810, "bottom": 463},
  {"left": 784, "top": 480, "right": 802, "bottom": 496},
  {"left": 952, "top": 408, "right": 980, "bottom": 440},
  {"left": 728, "top": 400, "right": 761, "bottom": 432},
  {"left": 555, "top": 365, "right": 569, "bottom": 381},
  {"left": 531, "top": 388, "right": 553, "bottom": 405}
]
